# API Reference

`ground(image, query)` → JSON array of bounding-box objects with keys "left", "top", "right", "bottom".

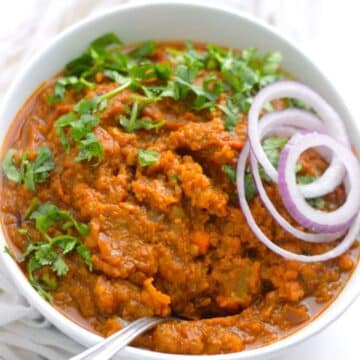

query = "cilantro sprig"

[
  {"left": 54, "top": 79, "right": 136, "bottom": 164},
  {"left": 55, "top": 100, "right": 103, "bottom": 164},
  {"left": 2, "top": 147, "right": 54, "bottom": 192},
  {"left": 119, "top": 101, "right": 164, "bottom": 133},
  {"left": 49, "top": 34, "right": 162, "bottom": 103},
  {"left": 21, "top": 202, "right": 92, "bottom": 301}
]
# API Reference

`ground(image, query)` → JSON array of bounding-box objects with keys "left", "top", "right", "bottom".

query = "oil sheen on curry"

[{"left": 1, "top": 34, "right": 358, "bottom": 355}]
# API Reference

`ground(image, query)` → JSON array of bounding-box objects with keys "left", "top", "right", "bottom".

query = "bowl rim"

[{"left": 0, "top": 1, "right": 359, "bottom": 359}]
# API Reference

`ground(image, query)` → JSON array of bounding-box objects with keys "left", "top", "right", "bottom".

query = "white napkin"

[{"left": 0, "top": 1, "right": 323, "bottom": 359}]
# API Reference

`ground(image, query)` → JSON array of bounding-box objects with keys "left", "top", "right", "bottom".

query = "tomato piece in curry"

[{"left": 0, "top": 36, "right": 358, "bottom": 355}]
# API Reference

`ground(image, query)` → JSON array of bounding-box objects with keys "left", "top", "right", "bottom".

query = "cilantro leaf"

[
  {"left": 130, "top": 40, "right": 156, "bottom": 59},
  {"left": 262, "top": 51, "right": 283, "bottom": 75},
  {"left": 2, "top": 149, "right": 21, "bottom": 183},
  {"left": 34, "top": 244, "right": 58, "bottom": 266},
  {"left": 52, "top": 256, "right": 69, "bottom": 276},
  {"left": 104, "top": 69, "right": 130, "bottom": 84},
  {"left": 55, "top": 32, "right": 124, "bottom": 101},
  {"left": 29, "top": 203, "right": 89, "bottom": 236},
  {"left": 75, "top": 133, "right": 103, "bottom": 164},
  {"left": 307, "top": 197, "right": 326, "bottom": 209},
  {"left": 223, "top": 165, "right": 236, "bottom": 184},
  {"left": 172, "top": 64, "right": 198, "bottom": 100},
  {"left": 51, "top": 235, "right": 78, "bottom": 254},
  {"left": 221, "top": 52, "right": 259, "bottom": 93},
  {"left": 262, "top": 137, "right": 288, "bottom": 168},
  {"left": 296, "top": 174, "right": 327, "bottom": 209},
  {"left": 74, "top": 98, "right": 99, "bottom": 115},
  {"left": 55, "top": 112, "right": 78, "bottom": 150},
  {"left": 138, "top": 149, "right": 159, "bottom": 167},
  {"left": 76, "top": 244, "right": 93, "bottom": 271},
  {"left": 245, "top": 170, "right": 257, "bottom": 201},
  {"left": 65, "top": 33, "right": 123, "bottom": 76},
  {"left": 218, "top": 98, "right": 241, "bottom": 131},
  {"left": 90, "top": 32, "right": 122, "bottom": 50},
  {"left": 40, "top": 274, "right": 58, "bottom": 291},
  {"left": 30, "top": 204, "right": 69, "bottom": 234},
  {"left": 2, "top": 147, "right": 54, "bottom": 192},
  {"left": 54, "top": 98, "right": 104, "bottom": 165},
  {"left": 26, "top": 254, "right": 53, "bottom": 301},
  {"left": 48, "top": 76, "right": 84, "bottom": 104},
  {"left": 166, "top": 64, "right": 221, "bottom": 110},
  {"left": 129, "top": 63, "right": 171, "bottom": 81},
  {"left": 70, "top": 114, "right": 99, "bottom": 141},
  {"left": 3, "top": 246, "right": 13, "bottom": 257},
  {"left": 31, "top": 147, "right": 55, "bottom": 179},
  {"left": 119, "top": 101, "right": 164, "bottom": 133},
  {"left": 297, "top": 174, "right": 318, "bottom": 185},
  {"left": 21, "top": 201, "right": 93, "bottom": 300}
]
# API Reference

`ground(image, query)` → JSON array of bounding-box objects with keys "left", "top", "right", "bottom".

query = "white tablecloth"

[{"left": 0, "top": 1, "right": 359, "bottom": 359}]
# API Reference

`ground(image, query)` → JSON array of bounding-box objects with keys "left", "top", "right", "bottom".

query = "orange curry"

[{"left": 0, "top": 37, "right": 358, "bottom": 355}]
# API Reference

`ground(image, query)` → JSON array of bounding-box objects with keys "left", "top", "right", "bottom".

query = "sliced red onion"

[
  {"left": 237, "top": 142, "right": 360, "bottom": 262},
  {"left": 250, "top": 154, "right": 344, "bottom": 243},
  {"left": 258, "top": 108, "right": 326, "bottom": 134},
  {"left": 248, "top": 81, "right": 349, "bottom": 198},
  {"left": 278, "top": 133, "right": 360, "bottom": 233},
  {"left": 252, "top": 109, "right": 344, "bottom": 242}
]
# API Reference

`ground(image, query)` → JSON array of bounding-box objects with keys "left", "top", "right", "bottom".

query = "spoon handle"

[{"left": 70, "top": 317, "right": 164, "bottom": 360}]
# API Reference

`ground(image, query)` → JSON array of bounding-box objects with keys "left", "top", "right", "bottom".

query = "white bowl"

[{"left": 1, "top": 1, "right": 359, "bottom": 360}]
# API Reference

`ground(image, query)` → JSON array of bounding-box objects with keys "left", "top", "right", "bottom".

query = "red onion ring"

[
  {"left": 248, "top": 81, "right": 349, "bottom": 198},
  {"left": 237, "top": 142, "right": 360, "bottom": 262},
  {"left": 252, "top": 109, "right": 344, "bottom": 242},
  {"left": 278, "top": 133, "right": 360, "bottom": 233}
]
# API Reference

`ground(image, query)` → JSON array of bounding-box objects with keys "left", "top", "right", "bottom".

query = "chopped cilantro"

[
  {"left": 2, "top": 147, "right": 54, "bottom": 192},
  {"left": 104, "top": 69, "right": 129, "bottom": 84},
  {"left": 74, "top": 133, "right": 103, "bottom": 164},
  {"left": 55, "top": 97, "right": 104, "bottom": 164},
  {"left": 130, "top": 40, "right": 156, "bottom": 59},
  {"left": 296, "top": 174, "right": 327, "bottom": 209},
  {"left": 52, "top": 257, "right": 69, "bottom": 277},
  {"left": 3, "top": 246, "right": 13, "bottom": 257},
  {"left": 164, "top": 64, "right": 222, "bottom": 110},
  {"left": 223, "top": 165, "right": 236, "bottom": 184},
  {"left": 2, "top": 149, "right": 20, "bottom": 183},
  {"left": 90, "top": 32, "right": 122, "bottom": 50},
  {"left": 297, "top": 174, "right": 318, "bottom": 185},
  {"left": 262, "top": 137, "right": 288, "bottom": 168},
  {"left": 307, "top": 197, "right": 326, "bottom": 209},
  {"left": 245, "top": 170, "right": 257, "bottom": 201},
  {"left": 30, "top": 203, "right": 89, "bottom": 236},
  {"left": 66, "top": 32, "right": 124, "bottom": 77},
  {"left": 24, "top": 197, "right": 40, "bottom": 219},
  {"left": 129, "top": 63, "right": 171, "bottom": 81},
  {"left": 49, "top": 33, "right": 125, "bottom": 101},
  {"left": 286, "top": 98, "right": 310, "bottom": 110},
  {"left": 138, "top": 149, "right": 159, "bottom": 167},
  {"left": 76, "top": 244, "right": 93, "bottom": 271},
  {"left": 47, "top": 76, "right": 84, "bottom": 104},
  {"left": 21, "top": 201, "right": 92, "bottom": 301},
  {"left": 261, "top": 51, "right": 283, "bottom": 75},
  {"left": 218, "top": 98, "right": 241, "bottom": 131},
  {"left": 119, "top": 101, "right": 164, "bottom": 133}
]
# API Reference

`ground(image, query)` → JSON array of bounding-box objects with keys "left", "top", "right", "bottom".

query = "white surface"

[{"left": 0, "top": 1, "right": 359, "bottom": 360}]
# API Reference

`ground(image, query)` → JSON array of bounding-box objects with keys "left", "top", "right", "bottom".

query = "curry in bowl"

[{"left": 1, "top": 34, "right": 359, "bottom": 355}]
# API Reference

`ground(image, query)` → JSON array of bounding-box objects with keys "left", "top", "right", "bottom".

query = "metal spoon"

[{"left": 70, "top": 317, "right": 167, "bottom": 360}]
